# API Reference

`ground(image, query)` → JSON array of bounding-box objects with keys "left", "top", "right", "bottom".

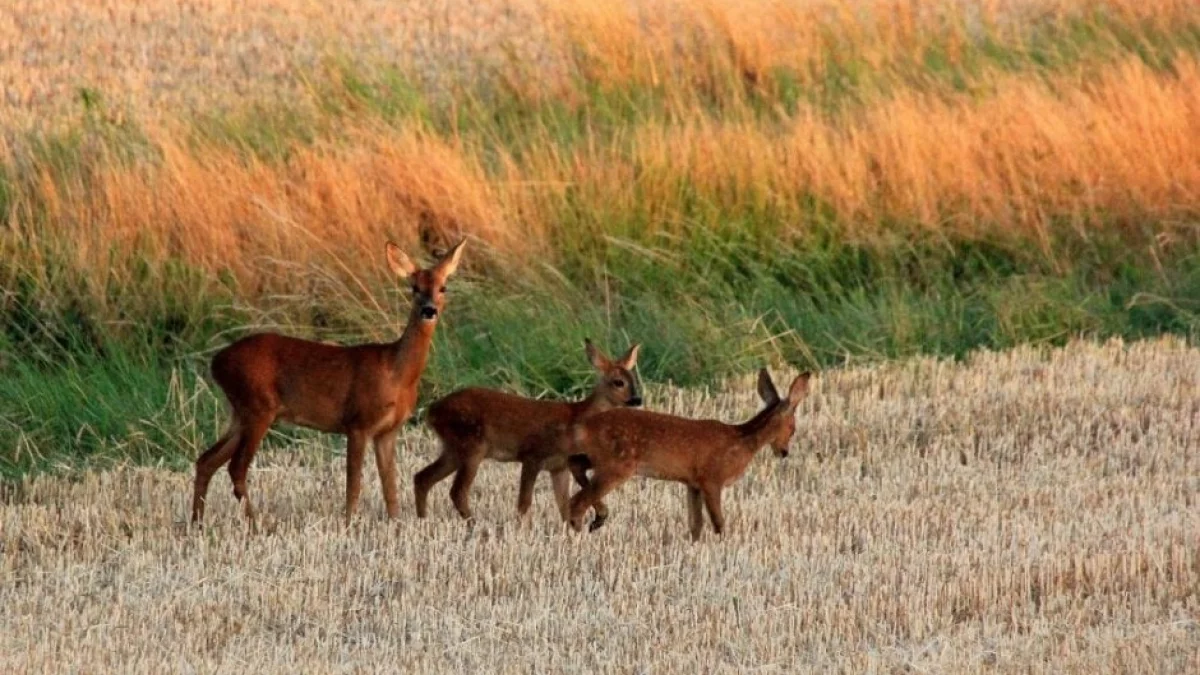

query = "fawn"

[
  {"left": 568, "top": 368, "right": 811, "bottom": 540},
  {"left": 416, "top": 340, "right": 641, "bottom": 529},
  {"left": 191, "top": 239, "right": 466, "bottom": 525}
]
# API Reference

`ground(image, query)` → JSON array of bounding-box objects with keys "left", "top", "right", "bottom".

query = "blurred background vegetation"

[{"left": 2, "top": 0, "right": 1199, "bottom": 477}]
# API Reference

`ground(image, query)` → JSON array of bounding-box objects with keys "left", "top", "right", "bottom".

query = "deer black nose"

[
  {"left": 420, "top": 306, "right": 438, "bottom": 320},
  {"left": 628, "top": 396, "right": 643, "bottom": 407}
]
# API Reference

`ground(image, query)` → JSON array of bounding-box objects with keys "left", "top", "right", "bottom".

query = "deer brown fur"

[
  {"left": 567, "top": 369, "right": 811, "bottom": 540},
  {"left": 417, "top": 340, "right": 641, "bottom": 529},
  {"left": 191, "top": 239, "right": 466, "bottom": 525}
]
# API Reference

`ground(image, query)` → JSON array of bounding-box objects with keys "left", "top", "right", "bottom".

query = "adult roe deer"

[
  {"left": 416, "top": 340, "right": 641, "bottom": 530},
  {"left": 191, "top": 239, "right": 466, "bottom": 525},
  {"left": 567, "top": 368, "right": 811, "bottom": 540}
]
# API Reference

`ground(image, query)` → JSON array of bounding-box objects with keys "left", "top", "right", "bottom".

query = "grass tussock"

[{"left": 2, "top": 338, "right": 1198, "bottom": 671}]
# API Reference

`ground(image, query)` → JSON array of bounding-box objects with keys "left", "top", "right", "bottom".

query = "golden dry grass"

[
  {"left": 12, "top": 53, "right": 1200, "bottom": 309},
  {"left": 5, "top": 0, "right": 1199, "bottom": 320},
  {"left": 3, "top": 338, "right": 1198, "bottom": 672}
]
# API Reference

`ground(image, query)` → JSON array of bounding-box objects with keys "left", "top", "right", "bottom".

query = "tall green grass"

[{"left": 5, "top": 231, "right": 1199, "bottom": 479}]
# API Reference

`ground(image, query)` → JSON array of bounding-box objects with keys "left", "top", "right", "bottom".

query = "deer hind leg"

[
  {"left": 191, "top": 424, "right": 241, "bottom": 523},
  {"left": 344, "top": 430, "right": 369, "bottom": 523},
  {"left": 567, "top": 462, "right": 632, "bottom": 533},
  {"left": 687, "top": 486, "right": 704, "bottom": 542},
  {"left": 701, "top": 485, "right": 725, "bottom": 536},
  {"left": 449, "top": 451, "right": 485, "bottom": 520},
  {"left": 413, "top": 450, "right": 460, "bottom": 518},
  {"left": 373, "top": 430, "right": 400, "bottom": 520},
  {"left": 227, "top": 414, "right": 273, "bottom": 526},
  {"left": 550, "top": 467, "right": 572, "bottom": 522},
  {"left": 568, "top": 457, "right": 610, "bottom": 531}
]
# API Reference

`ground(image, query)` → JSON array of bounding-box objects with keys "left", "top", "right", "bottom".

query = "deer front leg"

[
  {"left": 344, "top": 430, "right": 368, "bottom": 523},
  {"left": 567, "top": 463, "right": 631, "bottom": 533},
  {"left": 517, "top": 459, "right": 540, "bottom": 524},
  {"left": 568, "top": 455, "right": 610, "bottom": 531},
  {"left": 687, "top": 486, "right": 704, "bottom": 541},
  {"left": 550, "top": 467, "right": 573, "bottom": 522},
  {"left": 373, "top": 430, "right": 400, "bottom": 519}
]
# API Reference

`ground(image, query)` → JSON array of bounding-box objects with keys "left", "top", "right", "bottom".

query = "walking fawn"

[
  {"left": 191, "top": 239, "right": 466, "bottom": 525},
  {"left": 416, "top": 340, "right": 641, "bottom": 529},
  {"left": 567, "top": 369, "right": 811, "bottom": 540}
]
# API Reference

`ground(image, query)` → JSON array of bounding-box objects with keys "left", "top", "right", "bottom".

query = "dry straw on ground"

[{"left": 2, "top": 338, "right": 1197, "bottom": 672}]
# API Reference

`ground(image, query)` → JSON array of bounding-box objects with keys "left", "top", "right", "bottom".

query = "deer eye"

[
  {"left": 612, "top": 379, "right": 625, "bottom": 388},
  {"left": 411, "top": 285, "right": 419, "bottom": 294},
  {"left": 439, "top": 286, "right": 447, "bottom": 293}
]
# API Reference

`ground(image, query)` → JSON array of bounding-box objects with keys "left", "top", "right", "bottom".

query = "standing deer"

[
  {"left": 416, "top": 340, "right": 641, "bottom": 530},
  {"left": 191, "top": 239, "right": 466, "bottom": 525},
  {"left": 567, "top": 368, "right": 811, "bottom": 540}
]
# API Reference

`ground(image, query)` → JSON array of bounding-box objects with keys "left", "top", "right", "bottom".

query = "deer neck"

[
  {"left": 575, "top": 390, "right": 614, "bottom": 418},
  {"left": 736, "top": 403, "right": 782, "bottom": 453},
  {"left": 390, "top": 309, "right": 437, "bottom": 387}
]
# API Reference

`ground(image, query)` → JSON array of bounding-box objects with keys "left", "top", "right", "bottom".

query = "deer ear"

[
  {"left": 757, "top": 368, "right": 780, "bottom": 406},
  {"left": 584, "top": 338, "right": 610, "bottom": 371},
  {"left": 787, "top": 372, "right": 812, "bottom": 407},
  {"left": 435, "top": 238, "right": 467, "bottom": 278},
  {"left": 385, "top": 242, "right": 418, "bottom": 279},
  {"left": 617, "top": 343, "right": 640, "bottom": 370}
]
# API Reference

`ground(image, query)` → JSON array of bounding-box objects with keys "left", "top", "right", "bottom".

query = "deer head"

[
  {"left": 756, "top": 369, "right": 812, "bottom": 458},
  {"left": 585, "top": 338, "right": 643, "bottom": 408},
  {"left": 386, "top": 238, "right": 466, "bottom": 323}
]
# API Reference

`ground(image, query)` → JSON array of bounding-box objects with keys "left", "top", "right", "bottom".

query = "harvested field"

[
  {"left": 3, "top": 1, "right": 1199, "bottom": 670},
  {"left": 6, "top": 0, "right": 1189, "bottom": 129},
  {"left": 3, "top": 338, "right": 1197, "bottom": 672}
]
